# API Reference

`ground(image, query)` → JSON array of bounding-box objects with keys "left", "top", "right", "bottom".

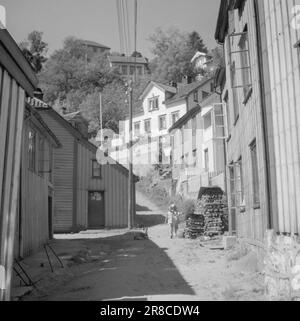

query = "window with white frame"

[
  {"left": 250, "top": 139, "right": 260, "bottom": 207},
  {"left": 148, "top": 97, "right": 159, "bottom": 111},
  {"left": 28, "top": 128, "right": 36, "bottom": 172},
  {"left": 159, "top": 115, "right": 167, "bottom": 131},
  {"left": 134, "top": 121, "right": 141, "bottom": 136},
  {"left": 171, "top": 111, "right": 179, "bottom": 125},
  {"left": 144, "top": 119, "right": 151, "bottom": 134}
]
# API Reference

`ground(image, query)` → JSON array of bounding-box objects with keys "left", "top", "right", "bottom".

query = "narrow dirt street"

[{"left": 18, "top": 193, "right": 265, "bottom": 301}]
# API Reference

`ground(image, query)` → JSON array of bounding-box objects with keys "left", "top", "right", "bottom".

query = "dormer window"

[
  {"left": 193, "top": 91, "right": 198, "bottom": 102},
  {"left": 148, "top": 97, "right": 159, "bottom": 111}
]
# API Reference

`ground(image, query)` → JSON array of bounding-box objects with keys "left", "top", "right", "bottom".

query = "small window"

[
  {"left": 129, "top": 65, "right": 135, "bottom": 75},
  {"left": 236, "top": 157, "right": 245, "bottom": 211},
  {"left": 250, "top": 140, "right": 260, "bottom": 207},
  {"left": 92, "top": 160, "right": 101, "bottom": 178},
  {"left": 28, "top": 128, "right": 36, "bottom": 172},
  {"left": 193, "top": 91, "right": 198, "bottom": 102},
  {"left": 137, "top": 66, "right": 142, "bottom": 75},
  {"left": 159, "top": 115, "right": 167, "bottom": 131},
  {"left": 38, "top": 136, "right": 45, "bottom": 176},
  {"left": 203, "top": 112, "right": 212, "bottom": 130},
  {"left": 121, "top": 65, "right": 128, "bottom": 75},
  {"left": 210, "top": 82, "right": 214, "bottom": 93},
  {"left": 148, "top": 97, "right": 159, "bottom": 111},
  {"left": 144, "top": 119, "right": 151, "bottom": 133},
  {"left": 134, "top": 121, "right": 141, "bottom": 136},
  {"left": 204, "top": 149, "right": 209, "bottom": 172},
  {"left": 202, "top": 91, "right": 210, "bottom": 100},
  {"left": 171, "top": 112, "right": 179, "bottom": 125}
]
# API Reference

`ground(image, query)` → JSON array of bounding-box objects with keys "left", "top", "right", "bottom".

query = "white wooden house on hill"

[
  {"left": 111, "top": 77, "right": 215, "bottom": 177},
  {"left": 169, "top": 92, "right": 226, "bottom": 199}
]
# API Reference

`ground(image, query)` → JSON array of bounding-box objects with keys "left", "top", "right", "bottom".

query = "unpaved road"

[{"left": 20, "top": 193, "right": 265, "bottom": 301}]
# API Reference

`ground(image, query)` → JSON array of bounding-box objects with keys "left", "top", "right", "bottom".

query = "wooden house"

[
  {"left": 169, "top": 93, "right": 226, "bottom": 199},
  {"left": 15, "top": 103, "right": 60, "bottom": 258},
  {"left": 31, "top": 102, "right": 135, "bottom": 232},
  {"left": 215, "top": 0, "right": 300, "bottom": 239},
  {"left": 0, "top": 27, "right": 38, "bottom": 299}
]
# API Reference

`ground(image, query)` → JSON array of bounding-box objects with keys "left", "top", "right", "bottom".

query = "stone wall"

[{"left": 264, "top": 230, "right": 300, "bottom": 301}]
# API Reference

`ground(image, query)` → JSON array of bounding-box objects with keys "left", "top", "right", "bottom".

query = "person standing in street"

[{"left": 166, "top": 204, "right": 179, "bottom": 239}]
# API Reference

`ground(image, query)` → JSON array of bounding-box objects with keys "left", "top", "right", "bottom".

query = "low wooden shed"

[{"left": 32, "top": 103, "right": 136, "bottom": 232}]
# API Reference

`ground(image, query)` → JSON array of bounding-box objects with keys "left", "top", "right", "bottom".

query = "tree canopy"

[
  {"left": 19, "top": 31, "right": 48, "bottom": 73},
  {"left": 148, "top": 28, "right": 208, "bottom": 83}
]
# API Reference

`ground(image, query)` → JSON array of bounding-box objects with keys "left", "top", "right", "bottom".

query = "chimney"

[
  {"left": 34, "top": 88, "right": 44, "bottom": 101},
  {"left": 182, "top": 75, "right": 192, "bottom": 85},
  {"left": 169, "top": 81, "right": 177, "bottom": 88},
  {"left": 0, "top": 6, "right": 6, "bottom": 29},
  {"left": 62, "top": 106, "right": 67, "bottom": 115}
]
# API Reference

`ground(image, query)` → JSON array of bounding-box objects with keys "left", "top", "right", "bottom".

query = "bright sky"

[{"left": 1, "top": 0, "right": 221, "bottom": 58}]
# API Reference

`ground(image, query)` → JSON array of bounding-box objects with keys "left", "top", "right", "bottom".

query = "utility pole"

[
  {"left": 99, "top": 92, "right": 103, "bottom": 141},
  {"left": 128, "top": 80, "right": 133, "bottom": 229}
]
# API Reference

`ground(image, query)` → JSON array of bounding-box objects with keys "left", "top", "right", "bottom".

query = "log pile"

[
  {"left": 184, "top": 187, "right": 228, "bottom": 239},
  {"left": 184, "top": 214, "right": 204, "bottom": 239}
]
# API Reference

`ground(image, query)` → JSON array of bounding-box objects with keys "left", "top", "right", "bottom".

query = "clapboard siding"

[
  {"left": 223, "top": 0, "right": 269, "bottom": 241},
  {"left": 19, "top": 122, "right": 49, "bottom": 256},
  {"left": 77, "top": 143, "right": 129, "bottom": 229},
  {"left": 37, "top": 108, "right": 131, "bottom": 232},
  {"left": 37, "top": 111, "right": 74, "bottom": 232},
  {"left": 0, "top": 27, "right": 37, "bottom": 300},
  {"left": 262, "top": 0, "right": 300, "bottom": 234}
]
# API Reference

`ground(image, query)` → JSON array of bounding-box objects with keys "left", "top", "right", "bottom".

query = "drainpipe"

[{"left": 253, "top": 0, "right": 272, "bottom": 230}]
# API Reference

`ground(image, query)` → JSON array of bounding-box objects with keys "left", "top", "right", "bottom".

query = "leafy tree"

[
  {"left": 148, "top": 27, "right": 208, "bottom": 83},
  {"left": 188, "top": 31, "right": 208, "bottom": 53},
  {"left": 19, "top": 31, "right": 48, "bottom": 72},
  {"left": 38, "top": 36, "right": 121, "bottom": 106}
]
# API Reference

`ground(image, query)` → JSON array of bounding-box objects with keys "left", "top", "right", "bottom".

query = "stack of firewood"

[
  {"left": 184, "top": 214, "right": 204, "bottom": 239},
  {"left": 193, "top": 187, "right": 228, "bottom": 237}
]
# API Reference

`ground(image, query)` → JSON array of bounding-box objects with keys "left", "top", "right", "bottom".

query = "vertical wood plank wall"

[
  {"left": 18, "top": 121, "right": 51, "bottom": 257},
  {"left": 38, "top": 110, "right": 130, "bottom": 232},
  {"left": 39, "top": 112, "right": 74, "bottom": 232},
  {"left": 225, "top": 0, "right": 269, "bottom": 241},
  {"left": 263, "top": 0, "right": 300, "bottom": 234},
  {"left": 0, "top": 67, "right": 26, "bottom": 298},
  {"left": 77, "top": 144, "right": 129, "bottom": 229}
]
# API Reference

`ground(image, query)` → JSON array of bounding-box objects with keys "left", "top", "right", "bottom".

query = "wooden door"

[
  {"left": 88, "top": 192, "right": 105, "bottom": 228},
  {"left": 48, "top": 196, "right": 53, "bottom": 239}
]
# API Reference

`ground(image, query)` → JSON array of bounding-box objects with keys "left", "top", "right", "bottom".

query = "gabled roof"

[
  {"left": 25, "top": 103, "right": 61, "bottom": 148},
  {"left": 168, "top": 92, "right": 221, "bottom": 133},
  {"left": 0, "top": 29, "right": 37, "bottom": 95},
  {"left": 166, "top": 77, "right": 213, "bottom": 105},
  {"left": 35, "top": 106, "right": 135, "bottom": 179},
  {"left": 79, "top": 39, "right": 110, "bottom": 50},
  {"left": 109, "top": 55, "right": 148, "bottom": 64},
  {"left": 169, "top": 105, "right": 201, "bottom": 133},
  {"left": 138, "top": 81, "right": 177, "bottom": 101}
]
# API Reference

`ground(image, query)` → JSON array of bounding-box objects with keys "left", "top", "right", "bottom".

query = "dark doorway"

[
  {"left": 88, "top": 191, "right": 105, "bottom": 228},
  {"left": 48, "top": 196, "right": 53, "bottom": 239}
]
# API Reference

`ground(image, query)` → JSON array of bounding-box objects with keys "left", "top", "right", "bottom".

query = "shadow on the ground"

[
  {"left": 135, "top": 213, "right": 166, "bottom": 228},
  {"left": 136, "top": 203, "right": 152, "bottom": 212},
  {"left": 35, "top": 232, "right": 195, "bottom": 301}
]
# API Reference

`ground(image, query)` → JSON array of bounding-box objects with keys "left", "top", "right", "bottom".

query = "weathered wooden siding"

[
  {"left": 224, "top": 0, "right": 269, "bottom": 241},
  {"left": 18, "top": 121, "right": 49, "bottom": 257},
  {"left": 0, "top": 69, "right": 26, "bottom": 299},
  {"left": 262, "top": 0, "right": 300, "bottom": 234},
  {"left": 77, "top": 143, "right": 129, "bottom": 229},
  {"left": 38, "top": 111, "right": 74, "bottom": 232}
]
